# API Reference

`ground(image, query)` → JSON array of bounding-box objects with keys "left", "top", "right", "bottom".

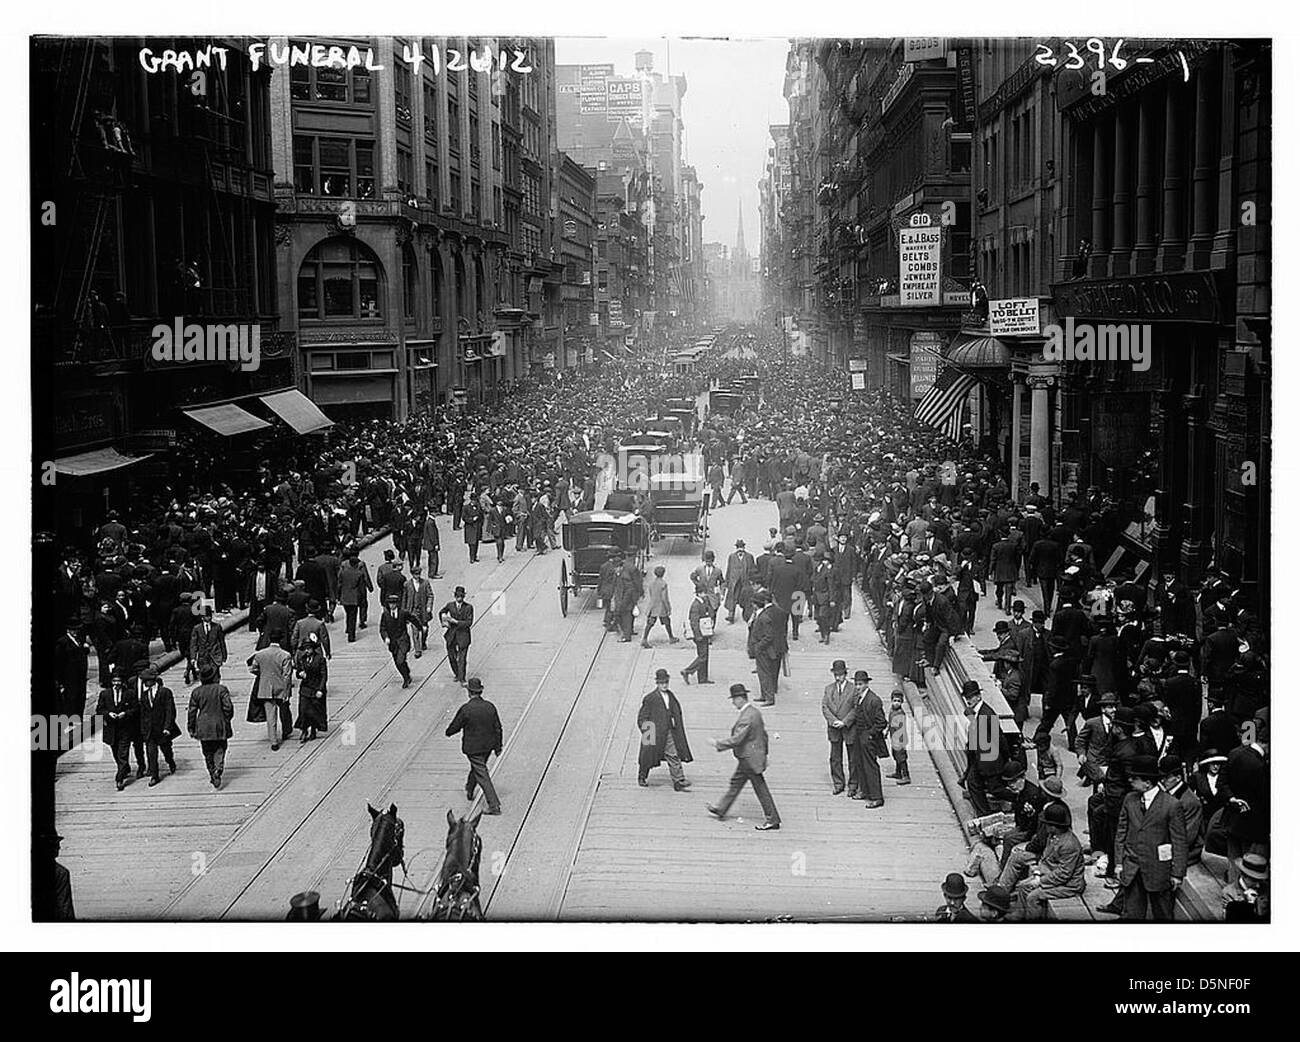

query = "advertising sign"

[
  {"left": 904, "top": 38, "right": 946, "bottom": 62},
  {"left": 899, "top": 225, "right": 943, "bottom": 307},
  {"left": 989, "top": 297, "right": 1041, "bottom": 336},
  {"left": 605, "top": 76, "right": 644, "bottom": 123},
  {"left": 909, "top": 331, "right": 943, "bottom": 397}
]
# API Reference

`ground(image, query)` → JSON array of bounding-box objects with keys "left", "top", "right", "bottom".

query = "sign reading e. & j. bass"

[{"left": 899, "top": 225, "right": 943, "bottom": 307}]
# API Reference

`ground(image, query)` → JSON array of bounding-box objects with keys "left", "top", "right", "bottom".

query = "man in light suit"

[
  {"left": 402, "top": 564, "right": 435, "bottom": 657},
  {"left": 1114, "top": 754, "right": 1188, "bottom": 921},
  {"left": 707, "top": 684, "right": 781, "bottom": 830},
  {"left": 822, "top": 660, "right": 858, "bottom": 795}
]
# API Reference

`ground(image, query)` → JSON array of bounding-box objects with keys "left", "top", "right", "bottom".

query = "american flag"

[{"left": 914, "top": 367, "right": 978, "bottom": 441}]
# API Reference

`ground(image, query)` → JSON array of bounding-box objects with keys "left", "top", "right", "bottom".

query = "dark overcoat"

[{"left": 637, "top": 688, "right": 694, "bottom": 772}]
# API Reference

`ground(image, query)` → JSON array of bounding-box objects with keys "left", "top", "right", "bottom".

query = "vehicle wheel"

[{"left": 559, "top": 559, "right": 569, "bottom": 617}]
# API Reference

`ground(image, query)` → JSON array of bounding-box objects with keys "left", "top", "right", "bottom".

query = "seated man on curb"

[{"left": 1008, "top": 802, "right": 1086, "bottom": 921}]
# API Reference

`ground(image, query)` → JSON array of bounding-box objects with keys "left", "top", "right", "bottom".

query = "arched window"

[
  {"left": 298, "top": 238, "right": 382, "bottom": 321},
  {"left": 402, "top": 245, "right": 418, "bottom": 320}
]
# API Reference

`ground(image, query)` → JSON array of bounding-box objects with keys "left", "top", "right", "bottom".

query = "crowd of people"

[{"left": 42, "top": 323, "right": 1269, "bottom": 922}]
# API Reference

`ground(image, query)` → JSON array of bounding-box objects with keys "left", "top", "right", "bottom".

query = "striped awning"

[
  {"left": 258, "top": 389, "right": 334, "bottom": 435},
  {"left": 183, "top": 403, "right": 271, "bottom": 436},
  {"left": 946, "top": 334, "right": 1012, "bottom": 369},
  {"left": 53, "top": 447, "right": 154, "bottom": 477}
]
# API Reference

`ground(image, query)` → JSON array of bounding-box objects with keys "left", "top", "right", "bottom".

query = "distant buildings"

[{"left": 706, "top": 201, "right": 759, "bottom": 323}]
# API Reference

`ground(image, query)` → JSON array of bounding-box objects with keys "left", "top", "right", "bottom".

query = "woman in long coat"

[{"left": 293, "top": 632, "right": 329, "bottom": 741}]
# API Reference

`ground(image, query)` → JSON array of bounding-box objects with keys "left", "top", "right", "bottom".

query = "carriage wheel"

[{"left": 559, "top": 559, "right": 569, "bottom": 616}]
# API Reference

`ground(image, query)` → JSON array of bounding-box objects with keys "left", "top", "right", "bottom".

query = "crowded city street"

[{"left": 29, "top": 35, "right": 1270, "bottom": 933}]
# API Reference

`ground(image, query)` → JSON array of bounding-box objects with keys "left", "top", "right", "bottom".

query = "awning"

[
  {"left": 946, "top": 334, "right": 1012, "bottom": 369},
  {"left": 182, "top": 403, "right": 271, "bottom": 436},
  {"left": 54, "top": 447, "right": 154, "bottom": 477},
  {"left": 258, "top": 389, "right": 334, "bottom": 435}
]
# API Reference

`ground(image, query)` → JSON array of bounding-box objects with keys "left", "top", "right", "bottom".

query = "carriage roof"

[{"left": 567, "top": 510, "right": 644, "bottom": 527}]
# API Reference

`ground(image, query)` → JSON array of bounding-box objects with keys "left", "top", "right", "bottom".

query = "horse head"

[{"left": 364, "top": 802, "right": 405, "bottom": 878}]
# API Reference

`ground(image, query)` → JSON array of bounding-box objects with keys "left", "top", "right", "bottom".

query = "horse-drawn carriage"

[
  {"left": 558, "top": 509, "right": 650, "bottom": 616},
  {"left": 647, "top": 456, "right": 707, "bottom": 542}
]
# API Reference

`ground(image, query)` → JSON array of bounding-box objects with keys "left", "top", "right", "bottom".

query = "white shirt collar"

[{"left": 1141, "top": 786, "right": 1159, "bottom": 809}]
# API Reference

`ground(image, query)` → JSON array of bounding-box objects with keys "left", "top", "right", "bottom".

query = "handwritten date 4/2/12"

[{"left": 1033, "top": 39, "right": 1188, "bottom": 81}]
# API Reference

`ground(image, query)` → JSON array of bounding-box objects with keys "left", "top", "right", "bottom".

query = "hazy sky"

[{"left": 556, "top": 37, "right": 789, "bottom": 253}]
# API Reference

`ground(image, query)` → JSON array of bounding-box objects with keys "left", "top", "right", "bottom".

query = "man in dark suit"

[
  {"left": 1160, "top": 650, "right": 1203, "bottom": 760},
  {"left": 852, "top": 669, "right": 888, "bottom": 808},
  {"left": 1114, "top": 754, "right": 1188, "bottom": 920},
  {"left": 1028, "top": 534, "right": 1063, "bottom": 614},
  {"left": 987, "top": 532, "right": 1020, "bottom": 613},
  {"left": 95, "top": 675, "right": 141, "bottom": 790},
  {"left": 767, "top": 549, "right": 803, "bottom": 640},
  {"left": 256, "top": 588, "right": 295, "bottom": 651},
  {"left": 1034, "top": 634, "right": 1081, "bottom": 768},
  {"left": 1223, "top": 721, "right": 1268, "bottom": 890},
  {"left": 136, "top": 666, "right": 179, "bottom": 786},
  {"left": 187, "top": 662, "right": 234, "bottom": 789},
  {"left": 707, "top": 684, "right": 780, "bottom": 830},
  {"left": 445, "top": 677, "right": 503, "bottom": 814},
  {"left": 53, "top": 617, "right": 89, "bottom": 721},
  {"left": 337, "top": 551, "right": 373, "bottom": 643},
  {"left": 746, "top": 592, "right": 786, "bottom": 706},
  {"left": 723, "top": 539, "right": 756, "bottom": 624},
  {"left": 439, "top": 586, "right": 474, "bottom": 684},
  {"left": 935, "top": 873, "right": 977, "bottom": 922},
  {"left": 638, "top": 668, "right": 693, "bottom": 790},
  {"left": 961, "top": 680, "right": 1005, "bottom": 815}
]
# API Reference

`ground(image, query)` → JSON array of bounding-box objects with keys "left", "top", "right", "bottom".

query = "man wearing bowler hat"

[
  {"left": 851, "top": 669, "right": 887, "bottom": 807},
  {"left": 137, "top": 666, "right": 179, "bottom": 786},
  {"left": 822, "top": 660, "right": 857, "bottom": 795},
  {"left": 706, "top": 684, "right": 781, "bottom": 830},
  {"left": 445, "top": 678, "right": 503, "bottom": 815},
  {"left": 934, "top": 873, "right": 976, "bottom": 921},
  {"left": 1113, "top": 753, "right": 1188, "bottom": 921},
  {"left": 638, "top": 668, "right": 693, "bottom": 791},
  {"left": 187, "top": 662, "right": 234, "bottom": 790},
  {"left": 1008, "top": 802, "right": 1085, "bottom": 921}
]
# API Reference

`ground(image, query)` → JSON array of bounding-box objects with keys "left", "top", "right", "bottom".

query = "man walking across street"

[
  {"left": 187, "top": 662, "right": 234, "bottom": 790},
  {"left": 707, "top": 684, "right": 781, "bottom": 830},
  {"left": 439, "top": 586, "right": 474, "bottom": 684},
  {"left": 136, "top": 666, "right": 179, "bottom": 786},
  {"left": 680, "top": 584, "right": 714, "bottom": 685},
  {"left": 95, "top": 675, "right": 140, "bottom": 790},
  {"left": 445, "top": 677, "right": 502, "bottom": 815},
  {"left": 638, "top": 668, "right": 693, "bottom": 791},
  {"left": 380, "top": 593, "right": 424, "bottom": 688},
  {"left": 338, "top": 550, "right": 373, "bottom": 643}
]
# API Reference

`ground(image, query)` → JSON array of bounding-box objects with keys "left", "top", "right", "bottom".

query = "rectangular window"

[
  {"left": 471, "top": 178, "right": 481, "bottom": 220},
  {"left": 356, "top": 141, "right": 375, "bottom": 199},
  {"left": 318, "top": 137, "right": 352, "bottom": 197},
  {"left": 423, "top": 81, "right": 438, "bottom": 141},
  {"left": 469, "top": 113, "right": 481, "bottom": 169},
  {"left": 293, "top": 135, "right": 315, "bottom": 193},
  {"left": 448, "top": 98, "right": 461, "bottom": 155},
  {"left": 397, "top": 147, "right": 413, "bottom": 195},
  {"left": 449, "top": 170, "right": 461, "bottom": 214},
  {"left": 394, "top": 57, "right": 412, "bottom": 123}
]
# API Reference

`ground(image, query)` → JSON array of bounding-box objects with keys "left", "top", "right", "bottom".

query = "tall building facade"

[
  {"left": 32, "top": 36, "right": 286, "bottom": 534},
  {"left": 271, "top": 36, "right": 561, "bottom": 419},
  {"left": 783, "top": 36, "right": 1270, "bottom": 598}
]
